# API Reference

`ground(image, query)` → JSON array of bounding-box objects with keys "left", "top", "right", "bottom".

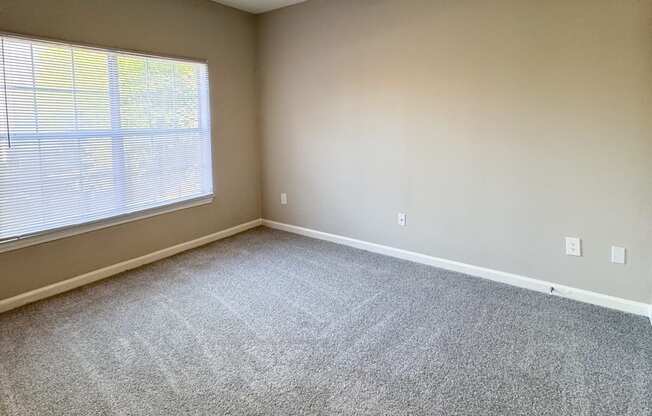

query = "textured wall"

[
  {"left": 259, "top": 0, "right": 652, "bottom": 303},
  {"left": 0, "top": 0, "right": 261, "bottom": 299}
]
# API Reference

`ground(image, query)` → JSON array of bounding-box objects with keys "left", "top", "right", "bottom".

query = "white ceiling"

[{"left": 213, "top": 0, "right": 307, "bottom": 14}]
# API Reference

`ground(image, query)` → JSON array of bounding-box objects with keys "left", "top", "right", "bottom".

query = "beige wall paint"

[
  {"left": 0, "top": 0, "right": 261, "bottom": 300},
  {"left": 1, "top": 0, "right": 650, "bottom": 306},
  {"left": 259, "top": 0, "right": 652, "bottom": 303}
]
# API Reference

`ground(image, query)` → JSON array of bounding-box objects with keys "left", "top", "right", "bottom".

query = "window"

[{"left": 0, "top": 35, "right": 212, "bottom": 246}]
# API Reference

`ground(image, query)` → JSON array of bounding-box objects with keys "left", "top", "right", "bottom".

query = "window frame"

[{"left": 0, "top": 31, "right": 214, "bottom": 254}]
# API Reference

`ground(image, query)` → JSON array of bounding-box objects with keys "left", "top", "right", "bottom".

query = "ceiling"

[{"left": 213, "top": 0, "right": 307, "bottom": 14}]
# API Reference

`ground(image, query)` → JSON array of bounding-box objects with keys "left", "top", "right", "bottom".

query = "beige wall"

[
  {"left": 0, "top": 0, "right": 261, "bottom": 300},
  {"left": 1, "top": 0, "right": 650, "bottom": 306},
  {"left": 259, "top": 0, "right": 652, "bottom": 303}
]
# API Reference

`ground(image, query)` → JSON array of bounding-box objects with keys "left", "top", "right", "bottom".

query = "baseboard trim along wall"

[
  {"left": 2, "top": 217, "right": 649, "bottom": 324},
  {"left": 0, "top": 218, "right": 263, "bottom": 314},
  {"left": 262, "top": 220, "right": 651, "bottom": 318}
]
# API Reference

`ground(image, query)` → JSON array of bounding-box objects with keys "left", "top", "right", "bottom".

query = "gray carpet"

[{"left": 0, "top": 227, "right": 650, "bottom": 415}]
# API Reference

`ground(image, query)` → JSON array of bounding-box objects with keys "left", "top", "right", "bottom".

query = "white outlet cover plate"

[
  {"left": 611, "top": 246, "right": 626, "bottom": 264},
  {"left": 565, "top": 237, "right": 582, "bottom": 256}
]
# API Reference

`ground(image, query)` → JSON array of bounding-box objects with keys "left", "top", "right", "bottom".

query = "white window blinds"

[{"left": 0, "top": 35, "right": 212, "bottom": 244}]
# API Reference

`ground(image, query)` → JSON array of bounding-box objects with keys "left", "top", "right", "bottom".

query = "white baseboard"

[
  {"left": 2, "top": 217, "right": 648, "bottom": 322},
  {"left": 0, "top": 218, "right": 263, "bottom": 314},
  {"left": 262, "top": 219, "right": 651, "bottom": 318}
]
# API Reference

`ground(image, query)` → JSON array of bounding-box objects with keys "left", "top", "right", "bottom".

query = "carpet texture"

[{"left": 0, "top": 227, "right": 650, "bottom": 415}]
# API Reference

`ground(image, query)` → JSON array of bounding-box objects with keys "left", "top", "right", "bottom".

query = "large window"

[{"left": 0, "top": 35, "right": 212, "bottom": 246}]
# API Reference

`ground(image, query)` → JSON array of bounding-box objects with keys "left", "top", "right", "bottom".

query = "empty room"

[{"left": 0, "top": 0, "right": 650, "bottom": 414}]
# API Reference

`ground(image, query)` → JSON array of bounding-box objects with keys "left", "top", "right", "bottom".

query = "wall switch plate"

[
  {"left": 398, "top": 213, "right": 407, "bottom": 227},
  {"left": 280, "top": 193, "right": 288, "bottom": 205},
  {"left": 611, "top": 246, "right": 626, "bottom": 264},
  {"left": 565, "top": 237, "right": 582, "bottom": 256}
]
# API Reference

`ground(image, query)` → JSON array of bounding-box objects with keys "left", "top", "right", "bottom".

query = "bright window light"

[{"left": 0, "top": 35, "right": 213, "bottom": 244}]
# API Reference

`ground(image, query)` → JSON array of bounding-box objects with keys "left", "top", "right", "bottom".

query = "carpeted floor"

[{"left": 0, "top": 227, "right": 650, "bottom": 415}]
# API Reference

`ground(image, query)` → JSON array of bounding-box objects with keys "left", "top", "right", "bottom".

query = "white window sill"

[{"left": 0, "top": 196, "right": 213, "bottom": 254}]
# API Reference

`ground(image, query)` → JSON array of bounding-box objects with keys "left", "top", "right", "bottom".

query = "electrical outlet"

[
  {"left": 611, "top": 246, "right": 626, "bottom": 264},
  {"left": 565, "top": 237, "right": 582, "bottom": 257},
  {"left": 398, "top": 213, "right": 407, "bottom": 227},
  {"left": 280, "top": 193, "right": 287, "bottom": 205}
]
